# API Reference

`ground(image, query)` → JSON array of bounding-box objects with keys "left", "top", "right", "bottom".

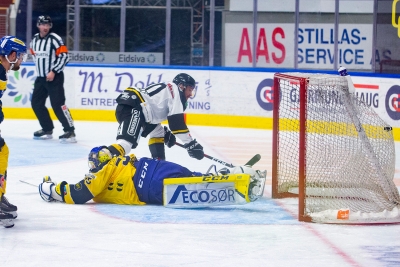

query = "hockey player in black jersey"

[{"left": 105, "top": 73, "right": 204, "bottom": 161}]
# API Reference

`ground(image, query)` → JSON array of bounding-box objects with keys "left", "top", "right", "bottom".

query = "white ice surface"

[{"left": 1, "top": 119, "right": 400, "bottom": 267}]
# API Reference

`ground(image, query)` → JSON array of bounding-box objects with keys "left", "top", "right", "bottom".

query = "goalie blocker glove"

[
  {"left": 183, "top": 139, "right": 204, "bottom": 160},
  {"left": 163, "top": 126, "right": 176, "bottom": 148},
  {"left": 39, "top": 179, "right": 65, "bottom": 202}
]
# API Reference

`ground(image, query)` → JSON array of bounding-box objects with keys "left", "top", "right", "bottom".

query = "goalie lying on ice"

[{"left": 38, "top": 146, "right": 266, "bottom": 207}]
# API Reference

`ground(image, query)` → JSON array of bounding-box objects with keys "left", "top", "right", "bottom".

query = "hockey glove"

[
  {"left": 184, "top": 139, "right": 204, "bottom": 160},
  {"left": 164, "top": 126, "right": 176, "bottom": 148},
  {"left": 0, "top": 100, "right": 4, "bottom": 123},
  {"left": 39, "top": 179, "right": 64, "bottom": 202}
]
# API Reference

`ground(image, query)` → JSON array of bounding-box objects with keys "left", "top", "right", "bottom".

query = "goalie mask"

[{"left": 88, "top": 146, "right": 112, "bottom": 170}]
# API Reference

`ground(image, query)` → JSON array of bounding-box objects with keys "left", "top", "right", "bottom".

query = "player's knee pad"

[{"left": 149, "top": 138, "right": 165, "bottom": 160}]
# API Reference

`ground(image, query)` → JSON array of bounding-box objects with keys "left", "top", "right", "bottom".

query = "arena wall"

[{"left": 3, "top": 63, "right": 399, "bottom": 140}]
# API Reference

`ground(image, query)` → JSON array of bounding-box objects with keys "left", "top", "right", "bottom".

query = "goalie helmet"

[
  {"left": 37, "top": 15, "right": 52, "bottom": 27},
  {"left": 88, "top": 146, "right": 112, "bottom": 170},
  {"left": 172, "top": 73, "right": 196, "bottom": 89},
  {"left": 0, "top": 36, "right": 27, "bottom": 61}
]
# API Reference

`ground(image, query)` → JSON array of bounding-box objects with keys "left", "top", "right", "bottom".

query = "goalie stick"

[
  {"left": 19, "top": 180, "right": 37, "bottom": 187},
  {"left": 174, "top": 142, "right": 261, "bottom": 168}
]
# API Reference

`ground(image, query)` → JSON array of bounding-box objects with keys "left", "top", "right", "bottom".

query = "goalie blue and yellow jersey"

[{"left": 62, "top": 154, "right": 145, "bottom": 205}]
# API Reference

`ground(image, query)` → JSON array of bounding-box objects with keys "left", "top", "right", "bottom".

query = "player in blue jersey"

[
  {"left": 39, "top": 146, "right": 266, "bottom": 207},
  {"left": 0, "top": 36, "right": 27, "bottom": 228}
]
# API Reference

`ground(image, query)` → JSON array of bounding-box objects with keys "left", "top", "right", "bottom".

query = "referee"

[{"left": 30, "top": 15, "right": 76, "bottom": 143}]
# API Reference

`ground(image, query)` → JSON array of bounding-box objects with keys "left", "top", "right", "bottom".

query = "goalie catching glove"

[{"left": 183, "top": 139, "right": 204, "bottom": 160}]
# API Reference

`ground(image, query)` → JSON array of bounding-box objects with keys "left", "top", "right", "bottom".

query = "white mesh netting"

[{"left": 274, "top": 73, "right": 400, "bottom": 224}]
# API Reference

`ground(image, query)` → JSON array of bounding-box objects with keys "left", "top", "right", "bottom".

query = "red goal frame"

[{"left": 272, "top": 73, "right": 311, "bottom": 222}]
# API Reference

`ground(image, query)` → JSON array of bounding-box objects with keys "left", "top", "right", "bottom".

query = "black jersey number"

[{"left": 115, "top": 156, "right": 130, "bottom": 167}]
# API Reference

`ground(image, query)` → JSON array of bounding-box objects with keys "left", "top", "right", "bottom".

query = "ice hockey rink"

[{"left": 1, "top": 119, "right": 400, "bottom": 267}]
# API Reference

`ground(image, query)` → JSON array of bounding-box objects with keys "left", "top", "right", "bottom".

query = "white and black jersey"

[
  {"left": 116, "top": 83, "right": 193, "bottom": 144},
  {"left": 29, "top": 32, "right": 69, "bottom": 77}
]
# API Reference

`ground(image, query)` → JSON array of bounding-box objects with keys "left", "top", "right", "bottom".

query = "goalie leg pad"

[
  {"left": 163, "top": 173, "right": 252, "bottom": 208},
  {"left": 133, "top": 158, "right": 202, "bottom": 204},
  {"left": 231, "top": 166, "right": 267, "bottom": 202}
]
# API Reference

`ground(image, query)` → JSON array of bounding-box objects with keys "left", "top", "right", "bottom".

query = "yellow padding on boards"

[
  {"left": 164, "top": 174, "right": 251, "bottom": 203},
  {"left": 279, "top": 119, "right": 397, "bottom": 139}
]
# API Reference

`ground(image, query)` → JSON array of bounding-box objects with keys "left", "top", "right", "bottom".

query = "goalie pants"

[
  {"left": 133, "top": 158, "right": 202, "bottom": 204},
  {"left": 31, "top": 72, "right": 75, "bottom": 132}
]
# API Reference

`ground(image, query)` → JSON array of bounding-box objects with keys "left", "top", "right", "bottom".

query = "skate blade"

[
  {"left": 33, "top": 135, "right": 53, "bottom": 140},
  {"left": 0, "top": 219, "right": 14, "bottom": 228},
  {"left": 60, "top": 137, "right": 77, "bottom": 144}
]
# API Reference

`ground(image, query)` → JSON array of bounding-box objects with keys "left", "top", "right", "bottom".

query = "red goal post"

[{"left": 272, "top": 72, "right": 400, "bottom": 224}]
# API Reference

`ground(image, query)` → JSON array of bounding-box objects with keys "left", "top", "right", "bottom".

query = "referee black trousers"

[{"left": 31, "top": 72, "right": 75, "bottom": 132}]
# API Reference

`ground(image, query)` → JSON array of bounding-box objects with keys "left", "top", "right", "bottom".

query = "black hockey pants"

[{"left": 31, "top": 72, "right": 75, "bottom": 132}]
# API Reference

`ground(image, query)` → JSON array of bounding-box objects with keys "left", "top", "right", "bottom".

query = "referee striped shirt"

[{"left": 29, "top": 32, "right": 69, "bottom": 77}]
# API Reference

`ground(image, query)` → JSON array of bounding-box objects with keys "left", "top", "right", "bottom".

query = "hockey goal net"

[{"left": 272, "top": 72, "right": 400, "bottom": 224}]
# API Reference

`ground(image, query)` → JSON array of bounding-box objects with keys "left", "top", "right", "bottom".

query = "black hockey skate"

[
  {"left": 59, "top": 131, "right": 77, "bottom": 144},
  {"left": 0, "top": 210, "right": 14, "bottom": 228},
  {"left": 33, "top": 129, "right": 53, "bottom": 140},
  {"left": 0, "top": 195, "right": 18, "bottom": 219}
]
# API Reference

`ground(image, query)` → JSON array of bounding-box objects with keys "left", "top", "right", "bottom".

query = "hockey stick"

[
  {"left": 19, "top": 180, "right": 37, "bottom": 187},
  {"left": 175, "top": 142, "right": 261, "bottom": 168}
]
